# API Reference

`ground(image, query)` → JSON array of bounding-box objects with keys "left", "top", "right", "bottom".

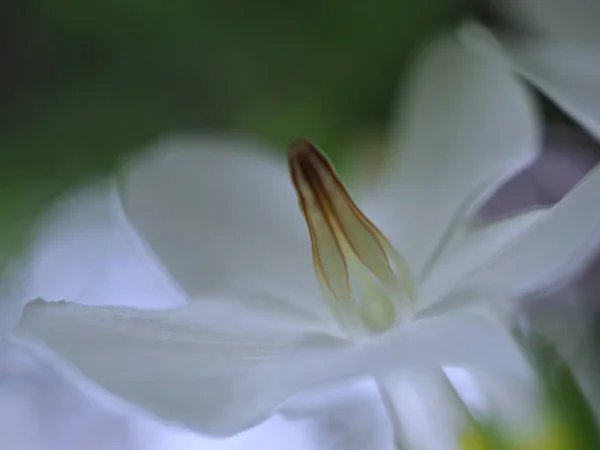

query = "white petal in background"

[
  {"left": 502, "top": 0, "right": 600, "bottom": 44},
  {"left": 419, "top": 129, "right": 600, "bottom": 315},
  {"left": 367, "top": 31, "right": 540, "bottom": 277},
  {"left": 0, "top": 180, "right": 186, "bottom": 335},
  {"left": 480, "top": 0, "right": 600, "bottom": 412},
  {"left": 503, "top": 42, "right": 600, "bottom": 143},
  {"left": 461, "top": 5, "right": 600, "bottom": 142},
  {"left": 465, "top": 162, "right": 600, "bottom": 300}
]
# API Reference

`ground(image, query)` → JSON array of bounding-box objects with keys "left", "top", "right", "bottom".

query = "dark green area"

[{"left": 0, "top": 0, "right": 471, "bottom": 262}]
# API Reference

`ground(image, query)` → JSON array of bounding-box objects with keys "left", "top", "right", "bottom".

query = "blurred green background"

[
  {"left": 0, "top": 2, "right": 476, "bottom": 202},
  {"left": 0, "top": 0, "right": 482, "bottom": 261}
]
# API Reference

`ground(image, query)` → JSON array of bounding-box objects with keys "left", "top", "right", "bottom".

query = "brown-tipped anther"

[
  {"left": 288, "top": 140, "right": 350, "bottom": 301},
  {"left": 287, "top": 139, "right": 413, "bottom": 334},
  {"left": 288, "top": 140, "right": 336, "bottom": 200}
]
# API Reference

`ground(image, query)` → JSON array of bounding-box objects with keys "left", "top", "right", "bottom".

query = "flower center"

[{"left": 288, "top": 140, "right": 414, "bottom": 336}]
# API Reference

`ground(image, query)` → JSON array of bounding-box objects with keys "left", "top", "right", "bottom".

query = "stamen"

[{"left": 288, "top": 140, "right": 414, "bottom": 334}]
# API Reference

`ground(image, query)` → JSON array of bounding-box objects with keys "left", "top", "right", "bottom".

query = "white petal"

[
  {"left": 0, "top": 337, "right": 147, "bottom": 450},
  {"left": 503, "top": 42, "right": 600, "bottom": 142},
  {"left": 281, "top": 311, "right": 532, "bottom": 393},
  {"left": 418, "top": 209, "right": 547, "bottom": 312},
  {"left": 14, "top": 302, "right": 529, "bottom": 436},
  {"left": 461, "top": 21, "right": 600, "bottom": 142},
  {"left": 371, "top": 310, "right": 532, "bottom": 380},
  {"left": 118, "top": 134, "right": 325, "bottom": 318},
  {"left": 14, "top": 298, "right": 346, "bottom": 436},
  {"left": 0, "top": 182, "right": 185, "bottom": 335},
  {"left": 457, "top": 164, "right": 600, "bottom": 300},
  {"left": 376, "top": 369, "right": 468, "bottom": 450},
  {"left": 366, "top": 32, "right": 541, "bottom": 277},
  {"left": 2, "top": 337, "right": 323, "bottom": 450}
]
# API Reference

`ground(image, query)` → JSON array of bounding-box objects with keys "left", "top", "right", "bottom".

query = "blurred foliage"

[
  {"left": 519, "top": 330, "right": 600, "bottom": 450},
  {"left": 0, "top": 0, "right": 472, "bottom": 263},
  {"left": 1, "top": 0, "right": 472, "bottom": 165}
]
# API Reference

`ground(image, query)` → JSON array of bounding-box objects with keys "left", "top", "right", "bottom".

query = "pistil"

[{"left": 288, "top": 139, "right": 414, "bottom": 335}]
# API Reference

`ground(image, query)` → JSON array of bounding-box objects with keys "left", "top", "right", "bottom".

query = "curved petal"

[
  {"left": 14, "top": 298, "right": 346, "bottom": 436},
  {"left": 118, "top": 134, "right": 325, "bottom": 318},
  {"left": 365, "top": 32, "right": 541, "bottom": 277},
  {"left": 461, "top": 22, "right": 600, "bottom": 142},
  {"left": 2, "top": 336, "right": 324, "bottom": 450},
  {"left": 418, "top": 209, "right": 547, "bottom": 312},
  {"left": 0, "top": 181, "right": 185, "bottom": 335},
  {"left": 376, "top": 369, "right": 469, "bottom": 450},
  {"left": 503, "top": 42, "right": 600, "bottom": 142},
  {"left": 14, "top": 300, "right": 529, "bottom": 436},
  {"left": 418, "top": 129, "right": 599, "bottom": 313},
  {"left": 371, "top": 310, "right": 533, "bottom": 380},
  {"left": 453, "top": 164, "right": 600, "bottom": 301}
]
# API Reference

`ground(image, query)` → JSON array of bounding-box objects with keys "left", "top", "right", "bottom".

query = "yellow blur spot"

[
  {"left": 460, "top": 427, "right": 494, "bottom": 450},
  {"left": 513, "top": 422, "right": 577, "bottom": 450},
  {"left": 460, "top": 421, "right": 578, "bottom": 450}
]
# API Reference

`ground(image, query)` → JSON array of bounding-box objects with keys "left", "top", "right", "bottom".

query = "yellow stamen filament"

[{"left": 288, "top": 139, "right": 413, "bottom": 334}]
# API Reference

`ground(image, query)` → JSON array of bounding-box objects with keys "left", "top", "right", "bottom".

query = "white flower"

[{"left": 3, "top": 29, "right": 600, "bottom": 442}]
